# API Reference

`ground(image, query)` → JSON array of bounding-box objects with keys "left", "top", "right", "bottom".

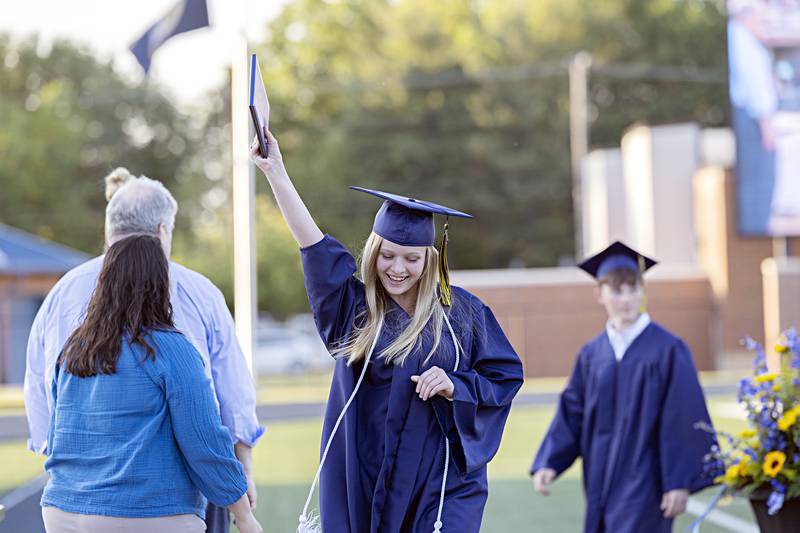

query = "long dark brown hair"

[{"left": 59, "top": 234, "right": 174, "bottom": 377}]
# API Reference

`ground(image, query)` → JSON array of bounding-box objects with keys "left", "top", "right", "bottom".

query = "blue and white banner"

[{"left": 130, "top": 0, "right": 209, "bottom": 74}]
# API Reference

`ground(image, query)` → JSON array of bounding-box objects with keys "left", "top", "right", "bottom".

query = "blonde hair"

[{"left": 334, "top": 232, "right": 446, "bottom": 366}]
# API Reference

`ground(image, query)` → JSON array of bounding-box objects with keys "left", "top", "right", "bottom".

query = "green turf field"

[
  {"left": 1, "top": 398, "right": 757, "bottom": 531},
  {"left": 241, "top": 401, "right": 756, "bottom": 532}
]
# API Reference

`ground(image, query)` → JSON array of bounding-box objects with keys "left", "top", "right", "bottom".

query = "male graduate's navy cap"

[
  {"left": 350, "top": 186, "right": 472, "bottom": 306},
  {"left": 578, "top": 241, "right": 657, "bottom": 279},
  {"left": 349, "top": 186, "right": 472, "bottom": 247}
]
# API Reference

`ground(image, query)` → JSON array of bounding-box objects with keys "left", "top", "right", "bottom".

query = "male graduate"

[{"left": 529, "top": 242, "right": 716, "bottom": 532}]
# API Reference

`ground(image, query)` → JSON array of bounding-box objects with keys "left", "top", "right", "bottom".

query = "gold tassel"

[
  {"left": 438, "top": 219, "right": 451, "bottom": 307},
  {"left": 638, "top": 254, "right": 647, "bottom": 313}
]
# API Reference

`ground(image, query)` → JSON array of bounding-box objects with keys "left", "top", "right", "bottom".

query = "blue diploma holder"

[{"left": 249, "top": 53, "right": 270, "bottom": 158}]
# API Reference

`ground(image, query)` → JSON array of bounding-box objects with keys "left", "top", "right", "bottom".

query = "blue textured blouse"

[{"left": 41, "top": 329, "right": 247, "bottom": 518}]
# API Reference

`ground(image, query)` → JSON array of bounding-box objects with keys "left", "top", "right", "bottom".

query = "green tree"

[
  {"left": 255, "top": 0, "right": 727, "bottom": 269},
  {"left": 0, "top": 35, "right": 206, "bottom": 255}
]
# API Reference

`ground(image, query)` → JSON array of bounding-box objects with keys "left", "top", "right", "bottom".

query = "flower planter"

[{"left": 749, "top": 496, "right": 800, "bottom": 532}]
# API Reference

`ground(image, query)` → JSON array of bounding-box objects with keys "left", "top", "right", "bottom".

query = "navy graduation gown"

[
  {"left": 301, "top": 235, "right": 524, "bottom": 533},
  {"left": 530, "top": 323, "right": 716, "bottom": 533}
]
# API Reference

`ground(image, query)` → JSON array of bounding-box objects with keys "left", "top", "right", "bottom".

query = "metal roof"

[{"left": 0, "top": 224, "right": 90, "bottom": 275}]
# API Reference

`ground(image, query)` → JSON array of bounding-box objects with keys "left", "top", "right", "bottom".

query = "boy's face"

[{"left": 596, "top": 281, "right": 643, "bottom": 328}]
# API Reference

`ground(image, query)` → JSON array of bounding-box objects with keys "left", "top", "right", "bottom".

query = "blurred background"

[{"left": 3, "top": 0, "right": 800, "bottom": 531}]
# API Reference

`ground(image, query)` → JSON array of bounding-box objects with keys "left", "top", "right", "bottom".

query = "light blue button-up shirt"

[{"left": 24, "top": 256, "right": 264, "bottom": 454}]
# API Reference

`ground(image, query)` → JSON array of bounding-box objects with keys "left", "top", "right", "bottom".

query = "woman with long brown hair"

[{"left": 39, "top": 235, "right": 261, "bottom": 533}]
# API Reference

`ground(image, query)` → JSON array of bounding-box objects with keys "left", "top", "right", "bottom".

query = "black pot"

[{"left": 749, "top": 495, "right": 800, "bottom": 532}]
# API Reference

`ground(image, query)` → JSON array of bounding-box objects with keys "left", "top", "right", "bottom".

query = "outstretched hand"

[{"left": 410, "top": 366, "right": 455, "bottom": 401}]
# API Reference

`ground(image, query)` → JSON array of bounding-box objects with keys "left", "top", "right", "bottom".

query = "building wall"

[
  {"left": 0, "top": 274, "right": 59, "bottom": 383},
  {"left": 694, "top": 166, "right": 798, "bottom": 352},
  {"left": 451, "top": 267, "right": 714, "bottom": 378},
  {"left": 622, "top": 123, "right": 700, "bottom": 264}
]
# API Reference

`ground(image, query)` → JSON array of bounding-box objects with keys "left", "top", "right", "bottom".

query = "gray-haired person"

[{"left": 25, "top": 168, "right": 264, "bottom": 533}]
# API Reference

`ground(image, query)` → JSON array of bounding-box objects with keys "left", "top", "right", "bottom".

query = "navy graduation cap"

[
  {"left": 350, "top": 186, "right": 472, "bottom": 306},
  {"left": 578, "top": 241, "right": 657, "bottom": 279}
]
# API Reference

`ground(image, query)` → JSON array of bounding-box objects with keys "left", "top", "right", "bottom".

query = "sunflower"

[{"left": 763, "top": 451, "right": 787, "bottom": 478}]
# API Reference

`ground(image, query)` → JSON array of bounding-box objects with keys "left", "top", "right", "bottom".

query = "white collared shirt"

[{"left": 606, "top": 312, "right": 651, "bottom": 362}]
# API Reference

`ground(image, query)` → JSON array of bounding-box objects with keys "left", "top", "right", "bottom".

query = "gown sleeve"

[
  {"left": 658, "top": 339, "right": 716, "bottom": 493},
  {"left": 431, "top": 300, "right": 524, "bottom": 475},
  {"left": 300, "top": 235, "right": 364, "bottom": 350},
  {"left": 529, "top": 349, "right": 586, "bottom": 476}
]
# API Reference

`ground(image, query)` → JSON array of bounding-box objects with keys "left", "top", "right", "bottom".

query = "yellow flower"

[
  {"left": 738, "top": 429, "right": 757, "bottom": 439},
  {"left": 734, "top": 454, "right": 751, "bottom": 477},
  {"left": 776, "top": 335, "right": 789, "bottom": 353},
  {"left": 754, "top": 373, "right": 778, "bottom": 384},
  {"left": 778, "top": 410, "right": 798, "bottom": 431},
  {"left": 763, "top": 451, "right": 787, "bottom": 477},
  {"left": 773, "top": 384, "right": 782, "bottom": 392},
  {"left": 724, "top": 465, "right": 740, "bottom": 485}
]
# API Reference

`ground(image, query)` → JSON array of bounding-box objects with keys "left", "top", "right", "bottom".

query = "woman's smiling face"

[{"left": 375, "top": 239, "right": 427, "bottom": 300}]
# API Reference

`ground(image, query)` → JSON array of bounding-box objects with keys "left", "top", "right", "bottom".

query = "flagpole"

[{"left": 231, "top": 0, "right": 256, "bottom": 376}]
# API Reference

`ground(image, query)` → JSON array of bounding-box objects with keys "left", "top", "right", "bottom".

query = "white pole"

[
  {"left": 569, "top": 51, "right": 592, "bottom": 260},
  {"left": 231, "top": 0, "right": 256, "bottom": 375}
]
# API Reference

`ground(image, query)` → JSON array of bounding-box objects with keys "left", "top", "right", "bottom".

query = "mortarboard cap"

[
  {"left": 578, "top": 241, "right": 657, "bottom": 279},
  {"left": 350, "top": 186, "right": 472, "bottom": 306},
  {"left": 350, "top": 187, "right": 472, "bottom": 246}
]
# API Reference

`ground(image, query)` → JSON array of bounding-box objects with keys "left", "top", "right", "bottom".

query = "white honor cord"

[
  {"left": 298, "top": 316, "right": 385, "bottom": 533},
  {"left": 434, "top": 311, "right": 462, "bottom": 533}
]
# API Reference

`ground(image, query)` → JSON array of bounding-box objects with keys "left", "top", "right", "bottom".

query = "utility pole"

[
  {"left": 569, "top": 51, "right": 592, "bottom": 260},
  {"left": 231, "top": 0, "right": 256, "bottom": 375}
]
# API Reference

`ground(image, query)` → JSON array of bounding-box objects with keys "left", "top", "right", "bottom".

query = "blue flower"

[{"left": 767, "top": 490, "right": 785, "bottom": 515}]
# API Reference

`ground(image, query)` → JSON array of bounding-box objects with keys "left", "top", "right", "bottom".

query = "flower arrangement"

[{"left": 702, "top": 328, "right": 800, "bottom": 515}]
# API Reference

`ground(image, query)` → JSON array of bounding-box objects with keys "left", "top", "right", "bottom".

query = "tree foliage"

[
  {"left": 257, "top": 0, "right": 727, "bottom": 270},
  {"left": 0, "top": 35, "right": 207, "bottom": 255},
  {"left": 1, "top": 1, "right": 729, "bottom": 317}
]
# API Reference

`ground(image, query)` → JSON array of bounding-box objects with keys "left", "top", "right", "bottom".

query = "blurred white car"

[{"left": 252, "top": 317, "right": 333, "bottom": 376}]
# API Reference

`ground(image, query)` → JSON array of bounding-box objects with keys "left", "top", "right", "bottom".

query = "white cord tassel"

[
  {"left": 297, "top": 511, "right": 321, "bottom": 533},
  {"left": 297, "top": 317, "right": 384, "bottom": 533},
  {"left": 433, "top": 312, "right": 461, "bottom": 533}
]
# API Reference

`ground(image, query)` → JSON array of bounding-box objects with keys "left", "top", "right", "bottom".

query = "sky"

[{"left": 0, "top": 0, "right": 288, "bottom": 107}]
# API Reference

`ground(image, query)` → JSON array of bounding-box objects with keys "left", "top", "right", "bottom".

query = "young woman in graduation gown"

[{"left": 250, "top": 131, "right": 524, "bottom": 533}]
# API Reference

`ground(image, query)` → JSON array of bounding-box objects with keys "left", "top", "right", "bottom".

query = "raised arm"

[{"left": 249, "top": 130, "right": 324, "bottom": 248}]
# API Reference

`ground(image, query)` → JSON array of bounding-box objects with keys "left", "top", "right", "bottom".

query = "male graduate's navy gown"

[
  {"left": 531, "top": 323, "right": 716, "bottom": 533},
  {"left": 300, "top": 235, "right": 524, "bottom": 533}
]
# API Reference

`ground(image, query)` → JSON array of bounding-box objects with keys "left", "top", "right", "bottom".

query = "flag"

[{"left": 130, "top": 0, "right": 209, "bottom": 74}]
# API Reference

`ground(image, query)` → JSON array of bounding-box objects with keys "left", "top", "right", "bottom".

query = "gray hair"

[{"left": 104, "top": 168, "right": 178, "bottom": 242}]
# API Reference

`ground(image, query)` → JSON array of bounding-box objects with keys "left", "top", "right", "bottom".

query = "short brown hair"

[{"left": 597, "top": 268, "right": 642, "bottom": 291}]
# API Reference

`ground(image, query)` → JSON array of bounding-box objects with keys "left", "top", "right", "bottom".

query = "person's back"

[
  {"left": 39, "top": 235, "right": 261, "bottom": 533},
  {"left": 44, "top": 329, "right": 239, "bottom": 517},
  {"left": 25, "top": 167, "right": 262, "bottom": 533}
]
